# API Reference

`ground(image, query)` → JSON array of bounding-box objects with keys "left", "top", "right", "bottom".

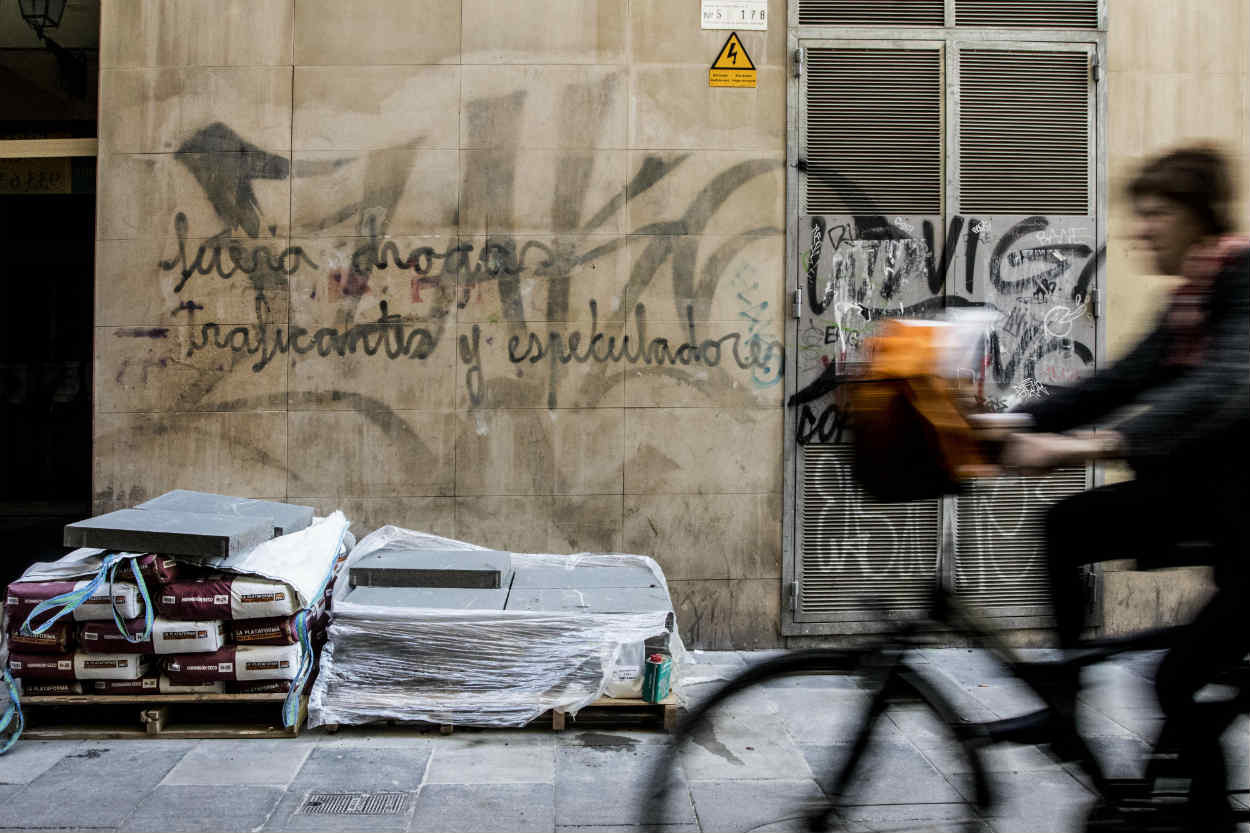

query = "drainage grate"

[{"left": 299, "top": 792, "right": 410, "bottom": 816}]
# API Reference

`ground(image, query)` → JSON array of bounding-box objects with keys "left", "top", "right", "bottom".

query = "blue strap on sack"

[
  {"left": 0, "top": 669, "right": 24, "bottom": 754},
  {"left": 107, "top": 558, "right": 154, "bottom": 643},
  {"left": 20, "top": 553, "right": 126, "bottom": 636}
]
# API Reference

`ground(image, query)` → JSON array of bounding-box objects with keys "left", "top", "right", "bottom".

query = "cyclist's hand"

[{"left": 1002, "top": 431, "right": 1124, "bottom": 471}]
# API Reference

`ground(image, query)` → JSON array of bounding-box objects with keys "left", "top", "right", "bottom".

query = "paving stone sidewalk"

[{"left": 0, "top": 650, "right": 1243, "bottom": 832}]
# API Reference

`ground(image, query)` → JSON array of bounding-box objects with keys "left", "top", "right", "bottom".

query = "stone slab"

[
  {"left": 342, "top": 585, "right": 510, "bottom": 611},
  {"left": 64, "top": 508, "right": 273, "bottom": 558},
  {"left": 554, "top": 746, "right": 696, "bottom": 827},
  {"left": 122, "top": 785, "right": 285, "bottom": 833},
  {"left": 349, "top": 549, "right": 513, "bottom": 589},
  {"left": 510, "top": 564, "right": 659, "bottom": 590},
  {"left": 161, "top": 740, "right": 313, "bottom": 787},
  {"left": 288, "top": 744, "right": 432, "bottom": 792},
  {"left": 411, "top": 783, "right": 554, "bottom": 833},
  {"left": 137, "top": 490, "right": 315, "bottom": 536},
  {"left": 424, "top": 735, "right": 555, "bottom": 784},
  {"left": 504, "top": 586, "right": 672, "bottom": 614}
]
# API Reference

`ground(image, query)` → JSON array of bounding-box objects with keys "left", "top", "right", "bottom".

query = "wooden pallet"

[
  {"left": 19, "top": 692, "right": 307, "bottom": 740},
  {"left": 549, "top": 695, "right": 679, "bottom": 732},
  {"left": 322, "top": 695, "right": 680, "bottom": 736}
]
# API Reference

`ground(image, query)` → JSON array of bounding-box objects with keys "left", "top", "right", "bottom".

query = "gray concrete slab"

[
  {"left": 686, "top": 650, "right": 745, "bottom": 667},
  {"left": 834, "top": 802, "right": 991, "bottom": 833},
  {"left": 64, "top": 508, "right": 273, "bottom": 558},
  {"left": 677, "top": 710, "right": 812, "bottom": 782},
  {"left": 162, "top": 740, "right": 313, "bottom": 787},
  {"left": 137, "top": 490, "right": 314, "bottom": 537},
  {"left": 412, "top": 783, "right": 554, "bottom": 832},
  {"left": 0, "top": 739, "right": 82, "bottom": 785},
  {"left": 949, "top": 768, "right": 1097, "bottom": 833},
  {"left": 766, "top": 689, "right": 906, "bottom": 744},
  {"left": 289, "top": 744, "right": 432, "bottom": 792},
  {"left": 341, "top": 585, "right": 510, "bottom": 610},
  {"left": 688, "top": 779, "right": 828, "bottom": 833},
  {"left": 505, "top": 586, "right": 672, "bottom": 614},
  {"left": 349, "top": 549, "right": 513, "bottom": 590},
  {"left": 555, "top": 746, "right": 695, "bottom": 827},
  {"left": 0, "top": 741, "right": 190, "bottom": 829},
  {"left": 122, "top": 784, "right": 285, "bottom": 832},
  {"left": 511, "top": 564, "right": 659, "bottom": 590},
  {"left": 800, "top": 741, "right": 965, "bottom": 804},
  {"left": 424, "top": 735, "right": 555, "bottom": 784}
]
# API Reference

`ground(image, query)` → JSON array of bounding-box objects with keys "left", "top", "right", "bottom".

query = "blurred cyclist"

[{"left": 992, "top": 146, "right": 1248, "bottom": 831}]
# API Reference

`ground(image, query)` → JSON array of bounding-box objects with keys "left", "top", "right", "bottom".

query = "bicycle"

[{"left": 640, "top": 588, "right": 1250, "bottom": 832}]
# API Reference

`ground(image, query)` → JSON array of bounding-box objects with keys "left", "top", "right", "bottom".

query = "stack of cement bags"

[{"left": 3, "top": 492, "right": 348, "bottom": 702}]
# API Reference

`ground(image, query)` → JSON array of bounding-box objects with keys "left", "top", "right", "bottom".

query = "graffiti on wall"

[
  {"left": 791, "top": 211, "right": 1104, "bottom": 445},
  {"left": 144, "top": 117, "right": 785, "bottom": 411}
]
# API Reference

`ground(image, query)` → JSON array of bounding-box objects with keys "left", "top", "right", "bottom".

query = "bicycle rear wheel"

[{"left": 639, "top": 648, "right": 991, "bottom": 832}]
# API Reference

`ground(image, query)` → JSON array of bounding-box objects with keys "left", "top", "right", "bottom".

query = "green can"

[{"left": 642, "top": 652, "right": 672, "bottom": 703}]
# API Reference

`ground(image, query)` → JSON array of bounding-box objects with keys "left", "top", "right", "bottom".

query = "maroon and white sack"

[
  {"left": 158, "top": 674, "right": 225, "bottom": 694},
  {"left": 229, "top": 671, "right": 317, "bottom": 695},
  {"left": 8, "top": 652, "right": 75, "bottom": 680},
  {"left": 17, "top": 679, "right": 83, "bottom": 695},
  {"left": 5, "top": 581, "right": 78, "bottom": 624},
  {"left": 152, "top": 619, "right": 225, "bottom": 654},
  {"left": 157, "top": 577, "right": 297, "bottom": 621},
  {"left": 136, "top": 554, "right": 180, "bottom": 585},
  {"left": 78, "top": 619, "right": 155, "bottom": 654},
  {"left": 164, "top": 644, "right": 302, "bottom": 682},
  {"left": 92, "top": 677, "right": 160, "bottom": 694},
  {"left": 7, "top": 619, "right": 73, "bottom": 654},
  {"left": 73, "top": 652, "right": 152, "bottom": 681}
]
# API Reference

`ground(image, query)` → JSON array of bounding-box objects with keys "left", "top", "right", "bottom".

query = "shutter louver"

[
  {"left": 952, "top": 467, "right": 1086, "bottom": 609},
  {"left": 804, "top": 48, "right": 943, "bottom": 215},
  {"left": 956, "top": 0, "right": 1099, "bottom": 28},
  {"left": 958, "top": 49, "right": 1090, "bottom": 214},
  {"left": 799, "top": 0, "right": 945, "bottom": 26},
  {"left": 798, "top": 445, "right": 939, "bottom": 616}
]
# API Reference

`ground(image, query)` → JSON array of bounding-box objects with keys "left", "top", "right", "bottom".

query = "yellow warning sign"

[{"left": 709, "top": 32, "right": 757, "bottom": 88}]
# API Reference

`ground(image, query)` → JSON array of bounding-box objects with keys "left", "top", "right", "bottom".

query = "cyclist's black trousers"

[{"left": 1044, "top": 477, "right": 1249, "bottom": 827}]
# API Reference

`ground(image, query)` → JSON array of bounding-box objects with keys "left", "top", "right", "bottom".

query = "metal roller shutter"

[
  {"left": 797, "top": 445, "right": 940, "bottom": 618},
  {"left": 803, "top": 47, "right": 943, "bottom": 215},
  {"left": 952, "top": 467, "right": 1087, "bottom": 609},
  {"left": 956, "top": 1, "right": 1099, "bottom": 29},
  {"left": 799, "top": 0, "right": 945, "bottom": 27},
  {"left": 958, "top": 48, "right": 1091, "bottom": 214}
]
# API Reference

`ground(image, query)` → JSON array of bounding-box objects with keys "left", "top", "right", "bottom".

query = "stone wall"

[{"left": 93, "top": 0, "right": 787, "bottom": 648}]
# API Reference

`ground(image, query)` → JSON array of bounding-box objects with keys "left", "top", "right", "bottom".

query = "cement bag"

[
  {"left": 5, "top": 581, "right": 78, "bottom": 623},
  {"left": 165, "top": 644, "right": 302, "bottom": 682},
  {"left": 231, "top": 609, "right": 325, "bottom": 646},
  {"left": 8, "top": 652, "right": 74, "bottom": 680},
  {"left": 136, "top": 555, "right": 180, "bottom": 586},
  {"left": 7, "top": 620, "right": 72, "bottom": 654},
  {"left": 152, "top": 619, "right": 225, "bottom": 655},
  {"left": 78, "top": 620, "right": 155, "bottom": 653},
  {"left": 158, "top": 675, "right": 225, "bottom": 694},
  {"left": 92, "top": 677, "right": 159, "bottom": 694},
  {"left": 71, "top": 582, "right": 143, "bottom": 622},
  {"left": 17, "top": 680, "right": 82, "bottom": 695},
  {"left": 157, "top": 577, "right": 297, "bottom": 620},
  {"left": 73, "top": 653, "right": 152, "bottom": 681}
]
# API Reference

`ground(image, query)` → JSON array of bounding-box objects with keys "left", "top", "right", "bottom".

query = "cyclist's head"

[{"left": 1128, "top": 145, "right": 1236, "bottom": 275}]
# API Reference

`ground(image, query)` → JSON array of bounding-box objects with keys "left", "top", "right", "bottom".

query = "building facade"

[{"left": 84, "top": 0, "right": 1247, "bottom": 647}]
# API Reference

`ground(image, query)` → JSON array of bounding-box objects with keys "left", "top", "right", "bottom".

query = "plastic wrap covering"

[{"left": 309, "top": 527, "right": 689, "bottom": 729}]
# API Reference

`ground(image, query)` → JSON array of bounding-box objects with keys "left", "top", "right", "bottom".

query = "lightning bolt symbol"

[{"left": 727, "top": 41, "right": 739, "bottom": 64}]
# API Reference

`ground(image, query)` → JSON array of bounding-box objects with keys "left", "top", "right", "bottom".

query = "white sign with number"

[{"left": 701, "top": 0, "right": 767, "bottom": 30}]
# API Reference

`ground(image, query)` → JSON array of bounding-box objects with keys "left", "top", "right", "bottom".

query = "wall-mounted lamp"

[{"left": 18, "top": 0, "right": 67, "bottom": 40}]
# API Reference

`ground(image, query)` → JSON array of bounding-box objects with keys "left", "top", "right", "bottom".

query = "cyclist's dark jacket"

[{"left": 1017, "top": 249, "right": 1249, "bottom": 492}]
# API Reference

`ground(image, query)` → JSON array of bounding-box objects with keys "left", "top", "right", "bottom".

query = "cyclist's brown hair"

[{"left": 1128, "top": 145, "right": 1236, "bottom": 236}]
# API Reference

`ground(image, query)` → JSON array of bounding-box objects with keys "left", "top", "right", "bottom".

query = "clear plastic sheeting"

[{"left": 309, "top": 526, "right": 689, "bottom": 729}]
